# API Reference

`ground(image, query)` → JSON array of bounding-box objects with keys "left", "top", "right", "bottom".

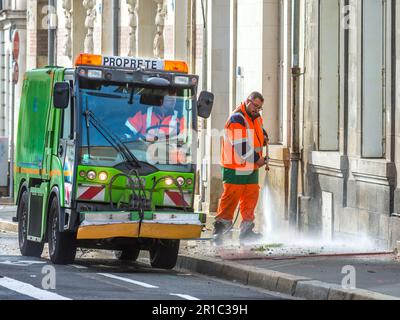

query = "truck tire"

[
  {"left": 114, "top": 248, "right": 140, "bottom": 261},
  {"left": 18, "top": 190, "right": 44, "bottom": 258},
  {"left": 48, "top": 196, "right": 77, "bottom": 265},
  {"left": 149, "top": 240, "right": 180, "bottom": 270}
]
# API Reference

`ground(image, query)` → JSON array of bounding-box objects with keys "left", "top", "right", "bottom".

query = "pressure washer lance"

[
  {"left": 264, "top": 156, "right": 270, "bottom": 172},
  {"left": 265, "top": 141, "right": 270, "bottom": 172}
]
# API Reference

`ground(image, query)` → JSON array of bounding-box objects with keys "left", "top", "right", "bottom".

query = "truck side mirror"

[
  {"left": 53, "top": 82, "right": 70, "bottom": 109},
  {"left": 197, "top": 91, "right": 214, "bottom": 119}
]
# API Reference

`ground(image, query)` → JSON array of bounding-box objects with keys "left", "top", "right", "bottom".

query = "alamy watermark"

[
  {"left": 341, "top": 5, "right": 356, "bottom": 30},
  {"left": 41, "top": 265, "right": 56, "bottom": 290},
  {"left": 341, "top": 265, "right": 356, "bottom": 290},
  {"left": 41, "top": 5, "right": 58, "bottom": 30}
]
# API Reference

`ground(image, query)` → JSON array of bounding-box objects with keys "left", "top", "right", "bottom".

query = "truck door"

[{"left": 58, "top": 79, "right": 76, "bottom": 208}]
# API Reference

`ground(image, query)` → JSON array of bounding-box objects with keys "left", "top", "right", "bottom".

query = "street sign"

[
  {"left": 12, "top": 31, "right": 19, "bottom": 61},
  {"left": 12, "top": 61, "right": 19, "bottom": 84}
]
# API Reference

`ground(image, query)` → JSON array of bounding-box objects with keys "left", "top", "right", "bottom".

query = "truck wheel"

[
  {"left": 18, "top": 190, "right": 44, "bottom": 257},
  {"left": 149, "top": 240, "right": 180, "bottom": 270},
  {"left": 48, "top": 197, "right": 77, "bottom": 265},
  {"left": 114, "top": 248, "right": 140, "bottom": 261}
]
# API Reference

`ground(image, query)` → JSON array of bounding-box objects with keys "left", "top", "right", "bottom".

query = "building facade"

[
  {"left": 1, "top": 0, "right": 399, "bottom": 249},
  {"left": 299, "top": 0, "right": 400, "bottom": 249},
  {"left": 0, "top": 0, "right": 26, "bottom": 195}
]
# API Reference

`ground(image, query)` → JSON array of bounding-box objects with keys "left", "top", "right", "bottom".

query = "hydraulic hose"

[
  {"left": 198, "top": 207, "right": 241, "bottom": 242},
  {"left": 108, "top": 172, "right": 146, "bottom": 238},
  {"left": 108, "top": 173, "right": 138, "bottom": 211},
  {"left": 149, "top": 176, "right": 189, "bottom": 212},
  {"left": 128, "top": 169, "right": 148, "bottom": 236}
]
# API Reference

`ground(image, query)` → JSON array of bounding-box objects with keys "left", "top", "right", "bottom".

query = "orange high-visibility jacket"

[
  {"left": 125, "top": 107, "right": 184, "bottom": 137},
  {"left": 221, "top": 103, "right": 266, "bottom": 172}
]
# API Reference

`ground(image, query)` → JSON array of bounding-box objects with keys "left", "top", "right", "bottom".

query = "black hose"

[
  {"left": 128, "top": 169, "right": 148, "bottom": 236},
  {"left": 108, "top": 173, "right": 138, "bottom": 211},
  {"left": 223, "top": 207, "right": 240, "bottom": 236},
  {"left": 149, "top": 176, "right": 189, "bottom": 212},
  {"left": 109, "top": 172, "right": 190, "bottom": 238},
  {"left": 193, "top": 207, "right": 241, "bottom": 241}
]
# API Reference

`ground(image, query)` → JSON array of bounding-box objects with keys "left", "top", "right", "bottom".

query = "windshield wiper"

[
  {"left": 86, "top": 110, "right": 141, "bottom": 168},
  {"left": 128, "top": 85, "right": 135, "bottom": 105}
]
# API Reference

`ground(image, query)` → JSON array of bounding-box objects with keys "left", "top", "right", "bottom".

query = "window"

[
  {"left": 362, "top": 0, "right": 385, "bottom": 158},
  {"left": 318, "top": 0, "right": 340, "bottom": 151}
]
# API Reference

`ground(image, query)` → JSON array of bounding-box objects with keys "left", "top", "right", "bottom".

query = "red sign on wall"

[{"left": 12, "top": 31, "right": 20, "bottom": 61}]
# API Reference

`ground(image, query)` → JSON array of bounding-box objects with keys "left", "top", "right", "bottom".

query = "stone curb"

[
  {"left": 0, "top": 220, "right": 17, "bottom": 234},
  {"left": 176, "top": 254, "right": 400, "bottom": 301}
]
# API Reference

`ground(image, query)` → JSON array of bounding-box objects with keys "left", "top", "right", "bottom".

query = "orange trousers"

[{"left": 216, "top": 183, "right": 260, "bottom": 223}]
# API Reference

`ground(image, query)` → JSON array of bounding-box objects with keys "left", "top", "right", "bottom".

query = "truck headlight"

[
  {"left": 98, "top": 172, "right": 108, "bottom": 181},
  {"left": 87, "top": 171, "right": 96, "bottom": 180},
  {"left": 177, "top": 177, "right": 185, "bottom": 186},
  {"left": 165, "top": 178, "right": 174, "bottom": 186}
]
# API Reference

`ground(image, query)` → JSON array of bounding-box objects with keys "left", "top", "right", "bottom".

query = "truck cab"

[{"left": 15, "top": 54, "right": 213, "bottom": 269}]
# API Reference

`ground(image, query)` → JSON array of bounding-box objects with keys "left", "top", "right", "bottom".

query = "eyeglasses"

[{"left": 250, "top": 100, "right": 263, "bottom": 111}]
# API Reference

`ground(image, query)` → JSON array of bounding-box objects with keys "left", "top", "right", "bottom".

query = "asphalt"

[
  {"left": 1, "top": 205, "right": 399, "bottom": 300},
  {"left": 0, "top": 238, "right": 286, "bottom": 301}
]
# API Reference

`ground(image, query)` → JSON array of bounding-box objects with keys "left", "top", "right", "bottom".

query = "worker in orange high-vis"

[{"left": 213, "top": 91, "right": 269, "bottom": 246}]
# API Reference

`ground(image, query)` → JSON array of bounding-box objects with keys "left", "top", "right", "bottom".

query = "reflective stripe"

[
  {"left": 226, "top": 112, "right": 254, "bottom": 151},
  {"left": 125, "top": 120, "right": 138, "bottom": 134},
  {"left": 169, "top": 111, "right": 178, "bottom": 135},
  {"left": 234, "top": 112, "right": 250, "bottom": 130},
  {"left": 146, "top": 107, "right": 153, "bottom": 129},
  {"left": 232, "top": 138, "right": 247, "bottom": 146},
  {"left": 241, "top": 148, "right": 254, "bottom": 160}
]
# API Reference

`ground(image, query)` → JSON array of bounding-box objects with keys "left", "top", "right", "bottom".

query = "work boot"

[
  {"left": 213, "top": 220, "right": 232, "bottom": 246},
  {"left": 239, "top": 221, "right": 263, "bottom": 245}
]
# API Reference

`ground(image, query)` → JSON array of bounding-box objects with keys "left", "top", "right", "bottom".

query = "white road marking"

[
  {"left": 97, "top": 273, "right": 159, "bottom": 288},
  {"left": 71, "top": 264, "right": 88, "bottom": 269},
  {"left": 0, "top": 277, "right": 71, "bottom": 300},
  {"left": 170, "top": 293, "right": 200, "bottom": 300},
  {"left": 0, "top": 260, "right": 46, "bottom": 267}
]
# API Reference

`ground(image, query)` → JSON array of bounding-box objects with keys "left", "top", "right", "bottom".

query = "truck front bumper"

[{"left": 76, "top": 212, "right": 205, "bottom": 240}]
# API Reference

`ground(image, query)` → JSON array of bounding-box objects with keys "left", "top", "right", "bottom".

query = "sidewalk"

[
  {"left": 177, "top": 239, "right": 400, "bottom": 300},
  {"left": 0, "top": 205, "right": 18, "bottom": 234},
  {"left": 1, "top": 206, "right": 399, "bottom": 300}
]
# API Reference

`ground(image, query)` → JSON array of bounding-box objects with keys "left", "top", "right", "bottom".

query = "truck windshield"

[{"left": 78, "top": 81, "right": 194, "bottom": 172}]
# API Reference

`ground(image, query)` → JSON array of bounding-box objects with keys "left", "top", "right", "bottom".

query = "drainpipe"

[
  {"left": 9, "top": 24, "right": 17, "bottom": 199},
  {"left": 10, "top": 66, "right": 15, "bottom": 199},
  {"left": 229, "top": 0, "right": 237, "bottom": 110},
  {"left": 112, "top": 0, "right": 119, "bottom": 55},
  {"left": 200, "top": 0, "right": 208, "bottom": 203},
  {"left": 48, "top": 0, "right": 57, "bottom": 65},
  {"left": 289, "top": 0, "right": 301, "bottom": 227}
]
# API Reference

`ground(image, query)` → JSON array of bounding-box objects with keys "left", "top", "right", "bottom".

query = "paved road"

[{"left": 0, "top": 232, "right": 290, "bottom": 301}]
